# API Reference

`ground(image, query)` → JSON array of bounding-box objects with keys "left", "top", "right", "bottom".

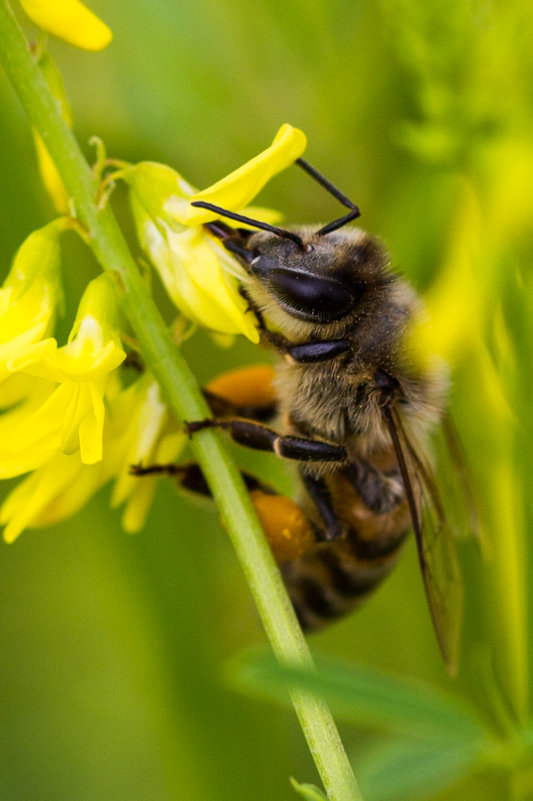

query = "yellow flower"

[
  {"left": 0, "top": 274, "right": 125, "bottom": 476},
  {"left": 106, "top": 375, "right": 185, "bottom": 533},
  {"left": 0, "top": 450, "right": 108, "bottom": 543},
  {"left": 0, "top": 219, "right": 64, "bottom": 383},
  {"left": 125, "top": 161, "right": 260, "bottom": 342},
  {"left": 123, "top": 125, "right": 307, "bottom": 344},
  {"left": 0, "top": 374, "right": 184, "bottom": 542},
  {"left": 19, "top": 0, "right": 112, "bottom": 50}
]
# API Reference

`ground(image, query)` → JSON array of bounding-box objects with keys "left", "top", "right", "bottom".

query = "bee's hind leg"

[{"left": 131, "top": 461, "right": 318, "bottom": 564}]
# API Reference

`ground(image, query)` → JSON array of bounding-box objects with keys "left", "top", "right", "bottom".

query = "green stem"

[{"left": 0, "top": 3, "right": 363, "bottom": 800}]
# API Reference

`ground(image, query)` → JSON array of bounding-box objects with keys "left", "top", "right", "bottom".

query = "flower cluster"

[{"left": 0, "top": 116, "right": 307, "bottom": 540}]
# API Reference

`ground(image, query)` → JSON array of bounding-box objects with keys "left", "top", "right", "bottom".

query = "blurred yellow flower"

[
  {"left": 0, "top": 219, "right": 64, "bottom": 382},
  {"left": 123, "top": 124, "right": 307, "bottom": 344},
  {"left": 0, "top": 275, "right": 125, "bottom": 476},
  {"left": 0, "top": 450, "right": 107, "bottom": 543},
  {"left": 405, "top": 178, "right": 485, "bottom": 370},
  {"left": 19, "top": 0, "right": 112, "bottom": 50},
  {"left": 106, "top": 376, "right": 185, "bottom": 533}
]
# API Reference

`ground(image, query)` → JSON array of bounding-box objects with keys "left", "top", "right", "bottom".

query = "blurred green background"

[{"left": 0, "top": 0, "right": 532, "bottom": 799}]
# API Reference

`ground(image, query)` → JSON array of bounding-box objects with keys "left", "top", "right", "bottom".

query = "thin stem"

[{"left": 0, "top": 3, "right": 363, "bottom": 799}]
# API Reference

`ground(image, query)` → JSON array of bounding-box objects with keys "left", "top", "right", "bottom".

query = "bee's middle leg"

[
  {"left": 186, "top": 417, "right": 347, "bottom": 464},
  {"left": 197, "top": 364, "right": 346, "bottom": 463}
]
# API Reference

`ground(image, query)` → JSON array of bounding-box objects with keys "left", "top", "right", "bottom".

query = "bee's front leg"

[{"left": 263, "top": 332, "right": 352, "bottom": 364}]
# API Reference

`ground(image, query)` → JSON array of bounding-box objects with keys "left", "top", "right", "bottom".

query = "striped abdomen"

[{"left": 281, "top": 462, "right": 411, "bottom": 630}]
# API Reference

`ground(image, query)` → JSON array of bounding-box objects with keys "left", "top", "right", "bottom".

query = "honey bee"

[{"left": 136, "top": 157, "right": 464, "bottom": 674}]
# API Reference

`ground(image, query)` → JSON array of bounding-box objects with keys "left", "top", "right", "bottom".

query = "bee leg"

[
  {"left": 186, "top": 417, "right": 347, "bottom": 464},
  {"left": 300, "top": 472, "right": 344, "bottom": 542},
  {"left": 131, "top": 461, "right": 317, "bottom": 563},
  {"left": 262, "top": 334, "right": 352, "bottom": 363},
  {"left": 132, "top": 461, "right": 260, "bottom": 495}
]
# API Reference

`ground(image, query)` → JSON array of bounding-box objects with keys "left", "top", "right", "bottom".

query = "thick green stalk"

[{"left": 0, "top": 3, "right": 363, "bottom": 799}]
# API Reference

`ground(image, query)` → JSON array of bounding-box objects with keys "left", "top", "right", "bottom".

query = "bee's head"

[
  {"left": 192, "top": 191, "right": 391, "bottom": 338},
  {"left": 237, "top": 227, "right": 389, "bottom": 327}
]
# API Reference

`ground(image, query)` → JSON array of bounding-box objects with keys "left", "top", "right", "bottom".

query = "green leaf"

[
  {"left": 353, "top": 736, "right": 479, "bottom": 801},
  {"left": 290, "top": 777, "right": 328, "bottom": 801},
  {"left": 228, "top": 649, "right": 489, "bottom": 744}
]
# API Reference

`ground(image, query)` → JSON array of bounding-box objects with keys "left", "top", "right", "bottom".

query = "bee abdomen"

[{"left": 281, "top": 530, "right": 408, "bottom": 631}]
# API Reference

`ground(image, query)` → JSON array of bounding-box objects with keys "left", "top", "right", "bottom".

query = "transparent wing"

[
  {"left": 437, "top": 412, "right": 486, "bottom": 550},
  {"left": 382, "top": 404, "right": 463, "bottom": 675}
]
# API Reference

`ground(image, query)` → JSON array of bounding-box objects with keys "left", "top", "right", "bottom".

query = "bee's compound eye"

[{"left": 268, "top": 268, "right": 354, "bottom": 323}]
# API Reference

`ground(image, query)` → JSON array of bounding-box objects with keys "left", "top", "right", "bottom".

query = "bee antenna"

[
  {"left": 191, "top": 201, "right": 305, "bottom": 248},
  {"left": 295, "top": 158, "right": 361, "bottom": 235}
]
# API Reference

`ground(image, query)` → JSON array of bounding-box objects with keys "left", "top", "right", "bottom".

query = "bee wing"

[
  {"left": 382, "top": 404, "right": 463, "bottom": 675},
  {"left": 437, "top": 413, "right": 485, "bottom": 549}
]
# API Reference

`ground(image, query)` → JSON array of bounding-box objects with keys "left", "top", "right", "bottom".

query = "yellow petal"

[
  {"left": 0, "top": 373, "right": 41, "bottom": 409},
  {"left": 33, "top": 133, "right": 70, "bottom": 214},
  {"left": 171, "top": 124, "right": 307, "bottom": 225},
  {"left": 121, "top": 429, "right": 186, "bottom": 533},
  {"left": 78, "top": 380, "right": 106, "bottom": 463},
  {"left": 8, "top": 321, "right": 125, "bottom": 383},
  {"left": 1, "top": 469, "right": 53, "bottom": 542},
  {"left": 10, "top": 383, "right": 76, "bottom": 451},
  {"left": 0, "top": 431, "right": 59, "bottom": 478},
  {"left": 121, "top": 477, "right": 158, "bottom": 534},
  {"left": 144, "top": 221, "right": 259, "bottom": 342},
  {"left": 0, "top": 219, "right": 65, "bottom": 380},
  {"left": 125, "top": 162, "right": 197, "bottom": 227},
  {"left": 0, "top": 378, "right": 62, "bottom": 477},
  {"left": 0, "top": 284, "right": 55, "bottom": 381},
  {"left": 110, "top": 381, "right": 167, "bottom": 507},
  {"left": 20, "top": 0, "right": 112, "bottom": 50},
  {"left": 0, "top": 452, "right": 106, "bottom": 542},
  {"left": 106, "top": 377, "right": 185, "bottom": 532}
]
